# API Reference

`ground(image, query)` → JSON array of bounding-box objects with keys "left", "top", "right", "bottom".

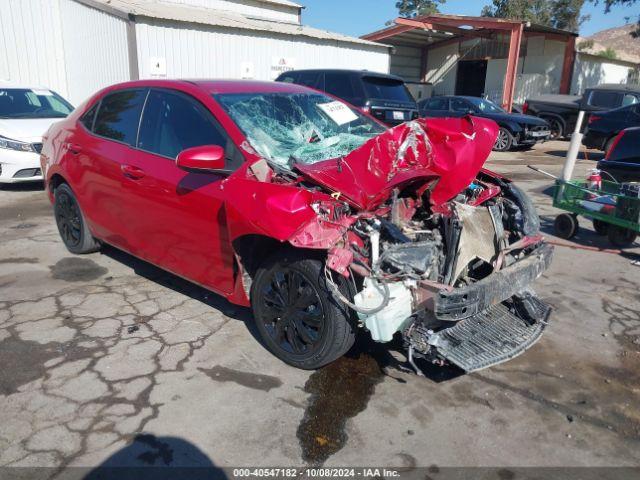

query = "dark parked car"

[
  {"left": 524, "top": 84, "right": 640, "bottom": 139},
  {"left": 597, "top": 127, "right": 640, "bottom": 183},
  {"left": 419, "top": 96, "right": 551, "bottom": 152},
  {"left": 276, "top": 69, "right": 419, "bottom": 126},
  {"left": 583, "top": 103, "right": 640, "bottom": 153}
]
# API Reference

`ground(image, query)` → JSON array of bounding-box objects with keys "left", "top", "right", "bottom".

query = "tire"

[
  {"left": 544, "top": 117, "right": 564, "bottom": 140},
  {"left": 54, "top": 183, "right": 100, "bottom": 254},
  {"left": 592, "top": 219, "right": 609, "bottom": 236},
  {"left": 493, "top": 127, "right": 514, "bottom": 152},
  {"left": 554, "top": 213, "right": 578, "bottom": 239},
  {"left": 250, "top": 250, "right": 356, "bottom": 370},
  {"left": 607, "top": 226, "right": 637, "bottom": 248}
]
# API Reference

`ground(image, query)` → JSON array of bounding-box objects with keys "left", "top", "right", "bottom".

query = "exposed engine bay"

[
  {"left": 317, "top": 172, "right": 552, "bottom": 373},
  {"left": 228, "top": 116, "right": 553, "bottom": 373}
]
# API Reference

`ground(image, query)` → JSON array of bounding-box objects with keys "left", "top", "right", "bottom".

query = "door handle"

[
  {"left": 121, "top": 164, "right": 146, "bottom": 180},
  {"left": 67, "top": 143, "right": 83, "bottom": 155}
]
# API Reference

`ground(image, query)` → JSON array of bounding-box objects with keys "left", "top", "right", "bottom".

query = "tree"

[
  {"left": 395, "top": 0, "right": 446, "bottom": 18},
  {"left": 481, "top": 0, "right": 588, "bottom": 32},
  {"left": 599, "top": 47, "right": 619, "bottom": 59},
  {"left": 549, "top": 0, "right": 590, "bottom": 32},
  {"left": 481, "top": 0, "right": 551, "bottom": 25}
]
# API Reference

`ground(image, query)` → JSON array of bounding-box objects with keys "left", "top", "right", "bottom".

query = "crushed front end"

[{"left": 296, "top": 118, "right": 554, "bottom": 373}]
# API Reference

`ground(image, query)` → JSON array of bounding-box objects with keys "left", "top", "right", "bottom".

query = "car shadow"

[
  {"left": 545, "top": 150, "right": 603, "bottom": 162},
  {"left": 100, "top": 245, "right": 265, "bottom": 346},
  {"left": 0, "top": 181, "right": 45, "bottom": 192},
  {"left": 82, "top": 434, "right": 227, "bottom": 480}
]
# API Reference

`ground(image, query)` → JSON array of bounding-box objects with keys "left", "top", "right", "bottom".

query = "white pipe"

[{"left": 561, "top": 110, "right": 586, "bottom": 182}]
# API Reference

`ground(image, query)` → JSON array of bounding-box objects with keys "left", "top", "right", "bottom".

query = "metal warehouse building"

[{"left": 1, "top": 0, "right": 391, "bottom": 105}]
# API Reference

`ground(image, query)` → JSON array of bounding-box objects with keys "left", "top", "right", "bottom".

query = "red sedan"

[{"left": 41, "top": 80, "right": 552, "bottom": 373}]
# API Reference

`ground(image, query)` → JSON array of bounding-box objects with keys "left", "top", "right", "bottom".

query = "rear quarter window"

[{"left": 93, "top": 89, "right": 147, "bottom": 145}]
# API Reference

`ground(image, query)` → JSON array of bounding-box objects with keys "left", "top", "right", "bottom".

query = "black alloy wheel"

[
  {"left": 260, "top": 268, "right": 325, "bottom": 356},
  {"left": 54, "top": 183, "right": 100, "bottom": 254},
  {"left": 251, "top": 251, "right": 356, "bottom": 369}
]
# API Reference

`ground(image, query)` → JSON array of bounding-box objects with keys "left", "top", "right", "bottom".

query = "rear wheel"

[
  {"left": 592, "top": 219, "right": 609, "bottom": 236},
  {"left": 493, "top": 128, "right": 514, "bottom": 152},
  {"left": 54, "top": 183, "right": 100, "bottom": 254},
  {"left": 251, "top": 251, "right": 356, "bottom": 370},
  {"left": 545, "top": 117, "right": 564, "bottom": 140},
  {"left": 607, "top": 226, "right": 637, "bottom": 248},
  {"left": 554, "top": 213, "right": 578, "bottom": 239}
]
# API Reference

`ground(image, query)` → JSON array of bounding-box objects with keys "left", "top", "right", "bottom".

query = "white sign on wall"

[
  {"left": 149, "top": 57, "right": 167, "bottom": 77},
  {"left": 270, "top": 57, "right": 296, "bottom": 79},
  {"left": 241, "top": 61, "right": 255, "bottom": 79}
]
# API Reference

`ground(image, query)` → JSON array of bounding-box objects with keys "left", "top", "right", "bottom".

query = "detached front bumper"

[{"left": 435, "top": 243, "right": 554, "bottom": 321}]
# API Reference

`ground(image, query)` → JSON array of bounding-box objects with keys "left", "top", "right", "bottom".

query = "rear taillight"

[
  {"left": 589, "top": 115, "right": 602, "bottom": 124},
  {"left": 605, "top": 130, "right": 625, "bottom": 160},
  {"left": 362, "top": 106, "right": 371, "bottom": 114},
  {"left": 522, "top": 102, "right": 528, "bottom": 114}
]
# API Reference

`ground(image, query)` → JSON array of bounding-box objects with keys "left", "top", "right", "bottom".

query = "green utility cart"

[{"left": 552, "top": 179, "right": 640, "bottom": 247}]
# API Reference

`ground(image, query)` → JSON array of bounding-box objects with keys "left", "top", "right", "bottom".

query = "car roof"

[
  {"left": 279, "top": 69, "right": 406, "bottom": 82},
  {"left": 99, "top": 79, "right": 317, "bottom": 96},
  {"left": 588, "top": 84, "right": 640, "bottom": 93}
]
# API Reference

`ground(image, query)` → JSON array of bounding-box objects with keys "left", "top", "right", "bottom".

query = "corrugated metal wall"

[
  {"left": 161, "top": 0, "right": 300, "bottom": 23},
  {"left": 0, "top": 0, "right": 67, "bottom": 97},
  {"left": 135, "top": 19, "right": 389, "bottom": 80},
  {"left": 58, "top": 0, "right": 131, "bottom": 105},
  {"left": 388, "top": 44, "right": 422, "bottom": 82}
]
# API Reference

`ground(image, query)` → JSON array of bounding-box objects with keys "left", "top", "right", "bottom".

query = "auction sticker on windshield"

[
  {"left": 318, "top": 101, "right": 359, "bottom": 126},
  {"left": 32, "top": 89, "right": 53, "bottom": 96}
]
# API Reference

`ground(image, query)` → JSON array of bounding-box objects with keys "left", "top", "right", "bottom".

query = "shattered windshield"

[{"left": 216, "top": 92, "right": 386, "bottom": 169}]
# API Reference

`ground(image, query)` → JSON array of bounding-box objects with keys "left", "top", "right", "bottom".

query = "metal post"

[{"left": 561, "top": 110, "right": 586, "bottom": 181}]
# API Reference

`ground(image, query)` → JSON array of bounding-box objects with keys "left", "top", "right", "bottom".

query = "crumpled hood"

[{"left": 295, "top": 116, "right": 499, "bottom": 210}]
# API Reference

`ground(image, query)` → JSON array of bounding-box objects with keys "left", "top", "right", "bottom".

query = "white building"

[{"left": 0, "top": 0, "right": 391, "bottom": 105}]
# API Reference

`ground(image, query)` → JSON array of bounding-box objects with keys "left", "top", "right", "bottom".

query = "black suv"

[{"left": 276, "top": 69, "right": 418, "bottom": 126}]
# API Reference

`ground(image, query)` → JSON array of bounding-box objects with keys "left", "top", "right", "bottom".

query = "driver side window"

[
  {"left": 137, "top": 89, "right": 243, "bottom": 171},
  {"left": 451, "top": 98, "right": 472, "bottom": 113}
]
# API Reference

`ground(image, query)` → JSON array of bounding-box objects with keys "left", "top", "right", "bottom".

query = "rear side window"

[
  {"left": 138, "top": 89, "right": 242, "bottom": 170},
  {"left": 622, "top": 93, "right": 639, "bottom": 107},
  {"left": 422, "top": 98, "right": 449, "bottom": 111},
  {"left": 362, "top": 76, "right": 413, "bottom": 102},
  {"left": 587, "top": 90, "right": 622, "bottom": 108},
  {"left": 93, "top": 89, "right": 147, "bottom": 145},
  {"left": 324, "top": 73, "right": 357, "bottom": 102},
  {"left": 297, "top": 72, "right": 323, "bottom": 90}
]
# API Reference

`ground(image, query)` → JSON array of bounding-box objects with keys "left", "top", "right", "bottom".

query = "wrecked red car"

[{"left": 41, "top": 80, "right": 552, "bottom": 373}]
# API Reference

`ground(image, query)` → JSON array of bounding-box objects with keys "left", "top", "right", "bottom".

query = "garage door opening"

[{"left": 455, "top": 60, "right": 488, "bottom": 97}]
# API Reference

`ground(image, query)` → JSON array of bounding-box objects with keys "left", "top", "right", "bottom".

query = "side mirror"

[{"left": 176, "top": 145, "right": 225, "bottom": 172}]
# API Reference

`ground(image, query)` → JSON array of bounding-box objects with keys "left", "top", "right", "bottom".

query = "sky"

[{"left": 298, "top": 0, "right": 638, "bottom": 38}]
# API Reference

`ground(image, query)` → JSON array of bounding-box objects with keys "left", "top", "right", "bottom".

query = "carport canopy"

[{"left": 363, "top": 14, "right": 578, "bottom": 112}]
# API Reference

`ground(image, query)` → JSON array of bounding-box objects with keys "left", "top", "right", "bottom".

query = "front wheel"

[
  {"left": 493, "top": 128, "right": 514, "bottom": 152},
  {"left": 54, "top": 183, "right": 100, "bottom": 254},
  {"left": 251, "top": 251, "right": 356, "bottom": 370}
]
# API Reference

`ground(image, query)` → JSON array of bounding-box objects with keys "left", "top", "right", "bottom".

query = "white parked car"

[{"left": 0, "top": 83, "right": 74, "bottom": 184}]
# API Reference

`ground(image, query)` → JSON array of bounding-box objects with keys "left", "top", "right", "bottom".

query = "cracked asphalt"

[{"left": 0, "top": 141, "right": 639, "bottom": 470}]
